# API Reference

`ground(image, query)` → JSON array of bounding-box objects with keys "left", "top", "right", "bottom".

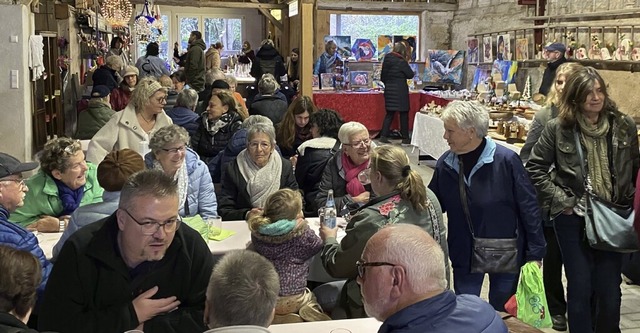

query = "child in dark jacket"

[{"left": 248, "top": 189, "right": 331, "bottom": 324}]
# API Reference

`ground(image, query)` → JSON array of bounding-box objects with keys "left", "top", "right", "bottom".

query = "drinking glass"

[{"left": 207, "top": 216, "right": 222, "bottom": 238}]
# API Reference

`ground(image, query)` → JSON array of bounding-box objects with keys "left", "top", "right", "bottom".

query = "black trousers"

[
  {"left": 380, "top": 110, "right": 409, "bottom": 140},
  {"left": 543, "top": 225, "right": 567, "bottom": 316}
]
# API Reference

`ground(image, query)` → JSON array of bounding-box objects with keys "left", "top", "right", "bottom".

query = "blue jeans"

[
  {"left": 453, "top": 269, "right": 518, "bottom": 311},
  {"left": 554, "top": 214, "right": 622, "bottom": 333}
]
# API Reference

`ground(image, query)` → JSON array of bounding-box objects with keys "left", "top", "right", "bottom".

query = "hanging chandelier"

[
  {"left": 101, "top": 0, "right": 133, "bottom": 28},
  {"left": 134, "top": 0, "right": 155, "bottom": 41}
]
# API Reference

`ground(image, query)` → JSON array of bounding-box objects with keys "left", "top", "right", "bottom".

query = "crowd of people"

[{"left": 1, "top": 32, "right": 638, "bottom": 333}]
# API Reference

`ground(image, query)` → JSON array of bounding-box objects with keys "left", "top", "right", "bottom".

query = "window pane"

[
  {"left": 180, "top": 17, "right": 199, "bottom": 50},
  {"left": 204, "top": 17, "right": 243, "bottom": 55}
]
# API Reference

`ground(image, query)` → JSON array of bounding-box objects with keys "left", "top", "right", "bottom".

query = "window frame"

[{"left": 176, "top": 13, "right": 246, "bottom": 56}]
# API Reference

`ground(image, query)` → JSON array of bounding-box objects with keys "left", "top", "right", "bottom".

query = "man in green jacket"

[{"left": 185, "top": 31, "right": 206, "bottom": 93}]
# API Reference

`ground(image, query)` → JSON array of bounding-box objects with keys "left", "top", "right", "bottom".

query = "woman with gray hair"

[
  {"left": 249, "top": 74, "right": 288, "bottom": 125},
  {"left": 218, "top": 121, "right": 298, "bottom": 221},
  {"left": 166, "top": 88, "right": 199, "bottom": 137},
  {"left": 427, "top": 100, "right": 545, "bottom": 312},
  {"left": 87, "top": 77, "right": 173, "bottom": 164},
  {"left": 145, "top": 124, "right": 217, "bottom": 219}
]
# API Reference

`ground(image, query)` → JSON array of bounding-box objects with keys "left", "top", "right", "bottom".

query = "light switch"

[
  {"left": 10, "top": 70, "right": 18, "bottom": 89},
  {"left": 10, "top": 36, "right": 18, "bottom": 43}
]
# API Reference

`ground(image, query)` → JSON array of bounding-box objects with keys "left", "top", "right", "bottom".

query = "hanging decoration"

[
  {"left": 101, "top": 0, "right": 133, "bottom": 28},
  {"left": 151, "top": 4, "right": 164, "bottom": 32},
  {"left": 134, "top": 0, "right": 156, "bottom": 42}
]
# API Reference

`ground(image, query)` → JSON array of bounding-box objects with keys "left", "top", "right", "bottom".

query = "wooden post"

[{"left": 300, "top": 0, "right": 314, "bottom": 97}]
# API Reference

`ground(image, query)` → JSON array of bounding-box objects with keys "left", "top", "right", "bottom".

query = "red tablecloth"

[{"left": 312, "top": 91, "right": 450, "bottom": 133}]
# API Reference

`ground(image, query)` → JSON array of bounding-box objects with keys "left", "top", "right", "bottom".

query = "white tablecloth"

[
  {"left": 37, "top": 232, "right": 63, "bottom": 260},
  {"left": 270, "top": 318, "right": 381, "bottom": 333},
  {"left": 411, "top": 112, "right": 521, "bottom": 159}
]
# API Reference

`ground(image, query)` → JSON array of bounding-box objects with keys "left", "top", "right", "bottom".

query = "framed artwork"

[
  {"left": 377, "top": 35, "right": 393, "bottom": 61},
  {"left": 482, "top": 36, "right": 493, "bottom": 62},
  {"left": 492, "top": 60, "right": 518, "bottom": 84},
  {"left": 472, "top": 66, "right": 492, "bottom": 90},
  {"left": 350, "top": 71, "right": 370, "bottom": 88},
  {"left": 515, "top": 38, "right": 529, "bottom": 61},
  {"left": 320, "top": 73, "right": 335, "bottom": 90},
  {"left": 497, "top": 34, "right": 511, "bottom": 61},
  {"left": 324, "top": 35, "right": 352, "bottom": 58},
  {"left": 467, "top": 38, "right": 479, "bottom": 63},
  {"left": 371, "top": 62, "right": 383, "bottom": 81},
  {"left": 351, "top": 38, "right": 376, "bottom": 61},
  {"left": 312, "top": 75, "right": 320, "bottom": 90},
  {"left": 423, "top": 49, "right": 465, "bottom": 85}
]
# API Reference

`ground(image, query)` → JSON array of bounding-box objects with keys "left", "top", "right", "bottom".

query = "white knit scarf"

[{"left": 237, "top": 149, "right": 282, "bottom": 208}]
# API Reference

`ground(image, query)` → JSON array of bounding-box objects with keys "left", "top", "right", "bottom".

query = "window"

[
  {"left": 178, "top": 15, "right": 244, "bottom": 56},
  {"left": 330, "top": 14, "right": 419, "bottom": 56}
]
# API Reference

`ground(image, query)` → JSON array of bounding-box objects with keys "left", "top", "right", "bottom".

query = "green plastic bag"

[{"left": 515, "top": 262, "right": 553, "bottom": 328}]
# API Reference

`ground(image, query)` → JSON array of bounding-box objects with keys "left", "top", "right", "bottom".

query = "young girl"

[{"left": 248, "top": 188, "right": 330, "bottom": 324}]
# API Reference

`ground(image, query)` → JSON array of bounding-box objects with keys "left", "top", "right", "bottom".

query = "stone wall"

[{"left": 451, "top": 0, "right": 640, "bottom": 117}]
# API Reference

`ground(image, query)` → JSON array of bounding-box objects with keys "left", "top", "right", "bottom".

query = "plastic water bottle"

[{"left": 324, "top": 190, "right": 337, "bottom": 228}]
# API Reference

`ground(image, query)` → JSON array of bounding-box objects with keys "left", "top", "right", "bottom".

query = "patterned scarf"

[
  {"left": 237, "top": 149, "right": 282, "bottom": 208},
  {"left": 342, "top": 151, "right": 368, "bottom": 197},
  {"left": 577, "top": 112, "right": 613, "bottom": 201},
  {"left": 152, "top": 158, "right": 189, "bottom": 212},
  {"left": 53, "top": 178, "right": 85, "bottom": 216},
  {"left": 203, "top": 111, "right": 233, "bottom": 139}
]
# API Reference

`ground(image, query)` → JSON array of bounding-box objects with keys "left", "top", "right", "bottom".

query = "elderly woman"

[
  {"left": 171, "top": 70, "right": 188, "bottom": 93},
  {"left": 110, "top": 65, "right": 139, "bottom": 111},
  {"left": 166, "top": 88, "right": 199, "bottom": 137},
  {"left": 191, "top": 91, "right": 243, "bottom": 166},
  {"left": 527, "top": 67, "right": 639, "bottom": 332},
  {"left": 86, "top": 77, "right": 173, "bottom": 164},
  {"left": 218, "top": 121, "right": 298, "bottom": 221},
  {"left": 0, "top": 245, "right": 41, "bottom": 330},
  {"left": 10, "top": 138, "right": 103, "bottom": 232},
  {"left": 428, "top": 100, "right": 545, "bottom": 312},
  {"left": 249, "top": 74, "right": 289, "bottom": 125},
  {"left": 145, "top": 125, "right": 217, "bottom": 219},
  {"left": 276, "top": 95, "right": 316, "bottom": 159},
  {"left": 315, "top": 121, "right": 372, "bottom": 216},
  {"left": 295, "top": 109, "right": 344, "bottom": 216},
  {"left": 320, "top": 145, "right": 448, "bottom": 318}
]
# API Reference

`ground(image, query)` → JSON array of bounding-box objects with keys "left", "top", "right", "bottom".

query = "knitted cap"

[
  {"left": 137, "top": 78, "right": 165, "bottom": 101},
  {"left": 97, "top": 149, "right": 145, "bottom": 192},
  {"left": 121, "top": 65, "right": 139, "bottom": 78}
]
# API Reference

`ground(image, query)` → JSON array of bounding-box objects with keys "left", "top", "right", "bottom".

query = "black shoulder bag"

[
  {"left": 573, "top": 130, "right": 639, "bottom": 253},
  {"left": 458, "top": 158, "right": 519, "bottom": 274}
]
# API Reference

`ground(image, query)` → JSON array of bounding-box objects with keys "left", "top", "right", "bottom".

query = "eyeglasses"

[
  {"left": 155, "top": 96, "right": 167, "bottom": 103},
  {"left": 344, "top": 139, "right": 371, "bottom": 148},
  {"left": 0, "top": 178, "right": 25, "bottom": 187},
  {"left": 248, "top": 142, "right": 272, "bottom": 150},
  {"left": 121, "top": 209, "right": 181, "bottom": 235},
  {"left": 160, "top": 146, "right": 186, "bottom": 155},
  {"left": 356, "top": 260, "right": 396, "bottom": 280}
]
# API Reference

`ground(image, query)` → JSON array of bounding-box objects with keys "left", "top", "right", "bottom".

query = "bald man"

[{"left": 358, "top": 224, "right": 507, "bottom": 333}]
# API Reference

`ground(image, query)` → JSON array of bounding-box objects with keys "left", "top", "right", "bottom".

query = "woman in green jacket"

[
  {"left": 319, "top": 145, "right": 448, "bottom": 318},
  {"left": 9, "top": 138, "right": 103, "bottom": 232}
]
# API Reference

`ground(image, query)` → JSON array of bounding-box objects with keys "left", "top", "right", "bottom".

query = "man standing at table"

[
  {"left": 0, "top": 153, "right": 51, "bottom": 300},
  {"left": 204, "top": 250, "right": 279, "bottom": 332},
  {"left": 358, "top": 224, "right": 507, "bottom": 333},
  {"left": 39, "top": 169, "right": 214, "bottom": 333}
]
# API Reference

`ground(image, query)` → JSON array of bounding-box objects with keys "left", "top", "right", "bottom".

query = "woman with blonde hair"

[
  {"left": 248, "top": 188, "right": 330, "bottom": 323},
  {"left": 276, "top": 95, "right": 316, "bottom": 159},
  {"left": 320, "top": 145, "right": 448, "bottom": 318}
]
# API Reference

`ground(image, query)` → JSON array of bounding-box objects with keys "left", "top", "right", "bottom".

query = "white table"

[
  {"left": 36, "top": 232, "right": 63, "bottom": 260},
  {"left": 411, "top": 112, "right": 521, "bottom": 161},
  {"left": 269, "top": 318, "right": 381, "bottom": 333}
]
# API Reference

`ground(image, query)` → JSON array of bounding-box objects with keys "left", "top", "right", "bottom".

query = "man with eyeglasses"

[
  {"left": 39, "top": 169, "right": 214, "bottom": 333},
  {"left": 0, "top": 152, "right": 52, "bottom": 302},
  {"left": 358, "top": 224, "right": 506, "bottom": 333},
  {"left": 539, "top": 42, "right": 567, "bottom": 96}
]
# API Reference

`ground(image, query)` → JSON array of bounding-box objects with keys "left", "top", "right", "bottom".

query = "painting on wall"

[
  {"left": 423, "top": 49, "right": 465, "bottom": 85},
  {"left": 492, "top": 60, "right": 518, "bottom": 84},
  {"left": 377, "top": 35, "right": 394, "bottom": 61},
  {"left": 394, "top": 35, "right": 417, "bottom": 61},
  {"left": 409, "top": 63, "right": 421, "bottom": 82},
  {"left": 324, "top": 35, "right": 352, "bottom": 58},
  {"left": 467, "top": 38, "right": 479, "bottom": 63},
  {"left": 515, "top": 38, "right": 529, "bottom": 61},
  {"left": 472, "top": 66, "right": 492, "bottom": 90},
  {"left": 483, "top": 36, "right": 493, "bottom": 62},
  {"left": 351, "top": 38, "right": 377, "bottom": 61},
  {"left": 350, "top": 71, "right": 371, "bottom": 88},
  {"left": 497, "top": 33, "right": 511, "bottom": 60}
]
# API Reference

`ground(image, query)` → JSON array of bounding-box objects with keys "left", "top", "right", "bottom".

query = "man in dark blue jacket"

[
  {"left": 359, "top": 224, "right": 507, "bottom": 333},
  {"left": 0, "top": 152, "right": 51, "bottom": 300}
]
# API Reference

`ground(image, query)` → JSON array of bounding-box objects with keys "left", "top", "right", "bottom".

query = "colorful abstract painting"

[
  {"left": 515, "top": 38, "right": 529, "bottom": 61},
  {"left": 324, "top": 35, "right": 352, "bottom": 58},
  {"left": 377, "top": 35, "right": 393, "bottom": 61},
  {"left": 491, "top": 60, "right": 518, "bottom": 84},
  {"left": 483, "top": 36, "right": 493, "bottom": 62},
  {"left": 467, "top": 38, "right": 479, "bottom": 63},
  {"left": 497, "top": 34, "right": 511, "bottom": 61},
  {"left": 351, "top": 38, "right": 376, "bottom": 61},
  {"left": 472, "top": 66, "right": 492, "bottom": 89},
  {"left": 350, "top": 71, "right": 370, "bottom": 88},
  {"left": 423, "top": 50, "right": 465, "bottom": 85},
  {"left": 409, "top": 63, "right": 420, "bottom": 82}
]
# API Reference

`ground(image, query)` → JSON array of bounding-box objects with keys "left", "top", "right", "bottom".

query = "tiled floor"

[{"left": 393, "top": 140, "right": 640, "bottom": 333}]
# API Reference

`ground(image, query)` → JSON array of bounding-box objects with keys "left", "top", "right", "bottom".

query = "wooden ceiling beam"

[
  {"left": 129, "top": 0, "right": 287, "bottom": 10},
  {"left": 316, "top": 0, "right": 456, "bottom": 12},
  {"left": 249, "top": 0, "right": 284, "bottom": 31}
]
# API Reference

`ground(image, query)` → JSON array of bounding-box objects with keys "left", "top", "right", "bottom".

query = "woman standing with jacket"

[
  {"left": 379, "top": 42, "right": 414, "bottom": 144},
  {"left": 527, "top": 67, "right": 639, "bottom": 333}
]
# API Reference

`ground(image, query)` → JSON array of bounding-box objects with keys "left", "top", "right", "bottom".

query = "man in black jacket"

[
  {"left": 39, "top": 170, "right": 214, "bottom": 333},
  {"left": 538, "top": 42, "right": 567, "bottom": 96}
]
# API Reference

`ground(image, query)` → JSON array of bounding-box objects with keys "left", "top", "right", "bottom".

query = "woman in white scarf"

[
  {"left": 218, "top": 122, "right": 299, "bottom": 221},
  {"left": 145, "top": 124, "right": 218, "bottom": 219}
]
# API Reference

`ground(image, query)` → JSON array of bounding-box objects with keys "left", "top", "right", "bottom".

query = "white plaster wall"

[{"left": 0, "top": 4, "right": 34, "bottom": 162}]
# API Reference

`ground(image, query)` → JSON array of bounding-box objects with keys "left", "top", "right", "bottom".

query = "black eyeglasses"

[
  {"left": 121, "top": 209, "right": 181, "bottom": 235},
  {"left": 160, "top": 146, "right": 186, "bottom": 154},
  {"left": 356, "top": 260, "right": 396, "bottom": 279}
]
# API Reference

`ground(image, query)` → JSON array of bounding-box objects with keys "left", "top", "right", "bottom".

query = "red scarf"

[{"left": 342, "top": 151, "right": 368, "bottom": 197}]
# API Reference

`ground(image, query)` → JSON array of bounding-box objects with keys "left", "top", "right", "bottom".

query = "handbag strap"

[
  {"left": 458, "top": 158, "right": 476, "bottom": 238},
  {"left": 573, "top": 130, "right": 593, "bottom": 192}
]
